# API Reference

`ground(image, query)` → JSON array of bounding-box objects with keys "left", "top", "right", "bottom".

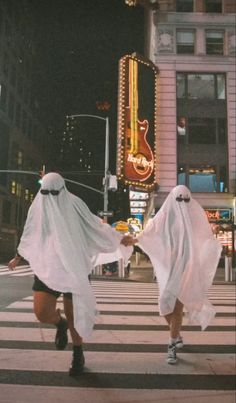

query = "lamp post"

[{"left": 66, "top": 114, "right": 110, "bottom": 216}]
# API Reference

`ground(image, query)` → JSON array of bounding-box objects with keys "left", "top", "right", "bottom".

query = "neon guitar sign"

[{"left": 125, "top": 58, "right": 154, "bottom": 182}]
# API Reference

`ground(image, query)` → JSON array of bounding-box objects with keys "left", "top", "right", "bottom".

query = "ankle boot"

[{"left": 69, "top": 345, "right": 85, "bottom": 376}]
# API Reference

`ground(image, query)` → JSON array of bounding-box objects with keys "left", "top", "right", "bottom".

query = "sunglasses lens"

[
  {"left": 50, "top": 190, "right": 59, "bottom": 195},
  {"left": 40, "top": 189, "right": 49, "bottom": 195}
]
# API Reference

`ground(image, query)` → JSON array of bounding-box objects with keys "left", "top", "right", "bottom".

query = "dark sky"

[
  {"left": 29, "top": 1, "right": 144, "bottom": 211},
  {"left": 32, "top": 0, "right": 145, "bottom": 126}
]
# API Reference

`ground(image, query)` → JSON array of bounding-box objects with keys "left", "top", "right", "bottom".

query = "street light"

[{"left": 66, "top": 114, "right": 110, "bottom": 215}]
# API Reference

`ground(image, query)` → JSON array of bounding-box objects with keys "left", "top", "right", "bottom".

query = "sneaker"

[
  {"left": 55, "top": 316, "right": 68, "bottom": 350},
  {"left": 175, "top": 336, "right": 184, "bottom": 349},
  {"left": 167, "top": 343, "right": 177, "bottom": 364},
  {"left": 69, "top": 345, "right": 85, "bottom": 376}
]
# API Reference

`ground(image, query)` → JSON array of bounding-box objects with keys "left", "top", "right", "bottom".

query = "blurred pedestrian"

[
  {"left": 8, "top": 172, "right": 132, "bottom": 376},
  {"left": 129, "top": 185, "right": 222, "bottom": 364}
]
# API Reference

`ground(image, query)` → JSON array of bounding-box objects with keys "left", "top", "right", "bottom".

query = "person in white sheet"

[
  {"left": 128, "top": 185, "right": 222, "bottom": 364},
  {"left": 8, "top": 172, "right": 133, "bottom": 376}
]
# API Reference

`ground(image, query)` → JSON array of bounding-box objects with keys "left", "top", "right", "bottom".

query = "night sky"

[
  {"left": 32, "top": 0, "right": 144, "bottom": 126},
  {"left": 29, "top": 0, "right": 144, "bottom": 213}
]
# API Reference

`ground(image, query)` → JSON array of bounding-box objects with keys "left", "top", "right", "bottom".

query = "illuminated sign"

[
  {"left": 127, "top": 217, "right": 142, "bottom": 233},
  {"left": 205, "top": 209, "right": 233, "bottom": 222},
  {"left": 129, "top": 190, "right": 149, "bottom": 200},
  {"left": 117, "top": 53, "right": 158, "bottom": 190},
  {"left": 130, "top": 201, "right": 147, "bottom": 207},
  {"left": 131, "top": 208, "right": 146, "bottom": 214}
]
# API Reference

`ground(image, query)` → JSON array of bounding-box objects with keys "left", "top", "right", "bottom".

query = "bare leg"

[
  {"left": 165, "top": 299, "right": 184, "bottom": 340},
  {"left": 33, "top": 291, "right": 60, "bottom": 324},
  {"left": 165, "top": 299, "right": 184, "bottom": 364},
  {"left": 63, "top": 296, "right": 83, "bottom": 346}
]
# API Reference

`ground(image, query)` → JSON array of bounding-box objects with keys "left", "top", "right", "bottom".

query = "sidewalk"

[
  {"left": 92, "top": 254, "right": 236, "bottom": 284},
  {"left": 130, "top": 255, "right": 236, "bottom": 284}
]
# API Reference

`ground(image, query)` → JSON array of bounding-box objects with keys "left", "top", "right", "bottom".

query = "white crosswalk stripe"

[
  {"left": 0, "top": 264, "right": 33, "bottom": 277},
  {"left": 0, "top": 279, "right": 235, "bottom": 402}
]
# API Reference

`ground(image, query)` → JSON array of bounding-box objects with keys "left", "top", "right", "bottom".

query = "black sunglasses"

[
  {"left": 40, "top": 187, "right": 63, "bottom": 196},
  {"left": 176, "top": 196, "right": 190, "bottom": 203}
]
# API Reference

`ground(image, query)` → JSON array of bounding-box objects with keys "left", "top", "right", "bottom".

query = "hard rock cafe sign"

[
  {"left": 205, "top": 208, "right": 233, "bottom": 222},
  {"left": 117, "top": 54, "right": 158, "bottom": 190}
]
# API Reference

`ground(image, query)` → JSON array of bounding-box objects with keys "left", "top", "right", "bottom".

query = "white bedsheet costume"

[
  {"left": 18, "top": 173, "right": 132, "bottom": 339},
  {"left": 137, "top": 185, "right": 222, "bottom": 330}
]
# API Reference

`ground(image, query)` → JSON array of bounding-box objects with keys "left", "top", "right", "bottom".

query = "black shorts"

[{"left": 32, "top": 275, "right": 72, "bottom": 299}]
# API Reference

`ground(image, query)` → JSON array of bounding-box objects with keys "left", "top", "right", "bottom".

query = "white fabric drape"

[
  {"left": 18, "top": 172, "right": 132, "bottom": 339},
  {"left": 137, "top": 185, "right": 222, "bottom": 330}
]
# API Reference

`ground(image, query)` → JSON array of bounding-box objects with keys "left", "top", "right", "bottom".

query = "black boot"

[
  {"left": 55, "top": 311, "right": 68, "bottom": 350},
  {"left": 69, "top": 345, "right": 85, "bottom": 376}
]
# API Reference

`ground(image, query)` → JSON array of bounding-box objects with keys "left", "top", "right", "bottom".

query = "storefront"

[{"left": 205, "top": 208, "right": 235, "bottom": 267}]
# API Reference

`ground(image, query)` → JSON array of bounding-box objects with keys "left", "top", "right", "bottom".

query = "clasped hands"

[{"left": 120, "top": 234, "right": 138, "bottom": 247}]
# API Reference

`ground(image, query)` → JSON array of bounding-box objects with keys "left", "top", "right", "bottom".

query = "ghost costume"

[
  {"left": 18, "top": 173, "right": 132, "bottom": 339},
  {"left": 137, "top": 185, "right": 222, "bottom": 330}
]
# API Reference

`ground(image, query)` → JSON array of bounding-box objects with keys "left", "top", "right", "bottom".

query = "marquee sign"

[{"left": 117, "top": 53, "right": 158, "bottom": 190}]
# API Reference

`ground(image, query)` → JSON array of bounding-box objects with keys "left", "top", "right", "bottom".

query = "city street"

[{"left": 0, "top": 263, "right": 235, "bottom": 403}]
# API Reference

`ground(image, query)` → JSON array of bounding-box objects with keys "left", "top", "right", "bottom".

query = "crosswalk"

[
  {"left": 0, "top": 264, "right": 33, "bottom": 277},
  {"left": 0, "top": 278, "right": 235, "bottom": 402}
]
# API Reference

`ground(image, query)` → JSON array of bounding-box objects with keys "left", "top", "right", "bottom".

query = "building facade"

[
  {"left": 0, "top": 1, "right": 47, "bottom": 258},
  {"left": 126, "top": 0, "right": 236, "bottom": 257}
]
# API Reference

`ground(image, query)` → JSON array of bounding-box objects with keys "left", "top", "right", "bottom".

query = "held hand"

[
  {"left": 8, "top": 256, "right": 21, "bottom": 271},
  {"left": 120, "top": 235, "right": 138, "bottom": 247}
]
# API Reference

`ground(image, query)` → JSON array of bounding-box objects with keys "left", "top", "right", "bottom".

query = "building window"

[
  {"left": 205, "top": 0, "right": 222, "bottom": 13},
  {"left": 176, "top": 30, "right": 195, "bottom": 54},
  {"left": 178, "top": 165, "right": 186, "bottom": 185},
  {"left": 25, "top": 189, "right": 29, "bottom": 201},
  {"left": 218, "top": 118, "right": 227, "bottom": 144},
  {"left": 17, "top": 151, "right": 23, "bottom": 168},
  {"left": 188, "top": 118, "right": 215, "bottom": 144},
  {"left": 188, "top": 74, "right": 215, "bottom": 99},
  {"left": 177, "top": 117, "right": 227, "bottom": 145},
  {"left": 206, "top": 31, "right": 224, "bottom": 55},
  {"left": 177, "top": 73, "right": 226, "bottom": 100},
  {"left": 177, "top": 116, "right": 186, "bottom": 143},
  {"left": 176, "top": 0, "right": 193, "bottom": 12},
  {"left": 178, "top": 165, "right": 227, "bottom": 193},
  {"left": 189, "top": 167, "right": 217, "bottom": 192},
  {"left": 216, "top": 74, "right": 226, "bottom": 99},
  {"left": 16, "top": 183, "right": 22, "bottom": 197},
  {"left": 177, "top": 72, "right": 227, "bottom": 193},
  {"left": 11, "top": 180, "right": 16, "bottom": 195}
]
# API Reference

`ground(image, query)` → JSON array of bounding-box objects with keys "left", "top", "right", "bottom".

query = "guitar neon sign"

[{"left": 117, "top": 54, "right": 158, "bottom": 190}]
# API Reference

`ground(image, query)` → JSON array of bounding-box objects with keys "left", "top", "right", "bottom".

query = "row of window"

[
  {"left": 176, "top": 71, "right": 228, "bottom": 192},
  {"left": 176, "top": 29, "right": 225, "bottom": 55},
  {"left": 176, "top": 0, "right": 223, "bottom": 13},
  {"left": 10, "top": 180, "right": 34, "bottom": 202}
]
